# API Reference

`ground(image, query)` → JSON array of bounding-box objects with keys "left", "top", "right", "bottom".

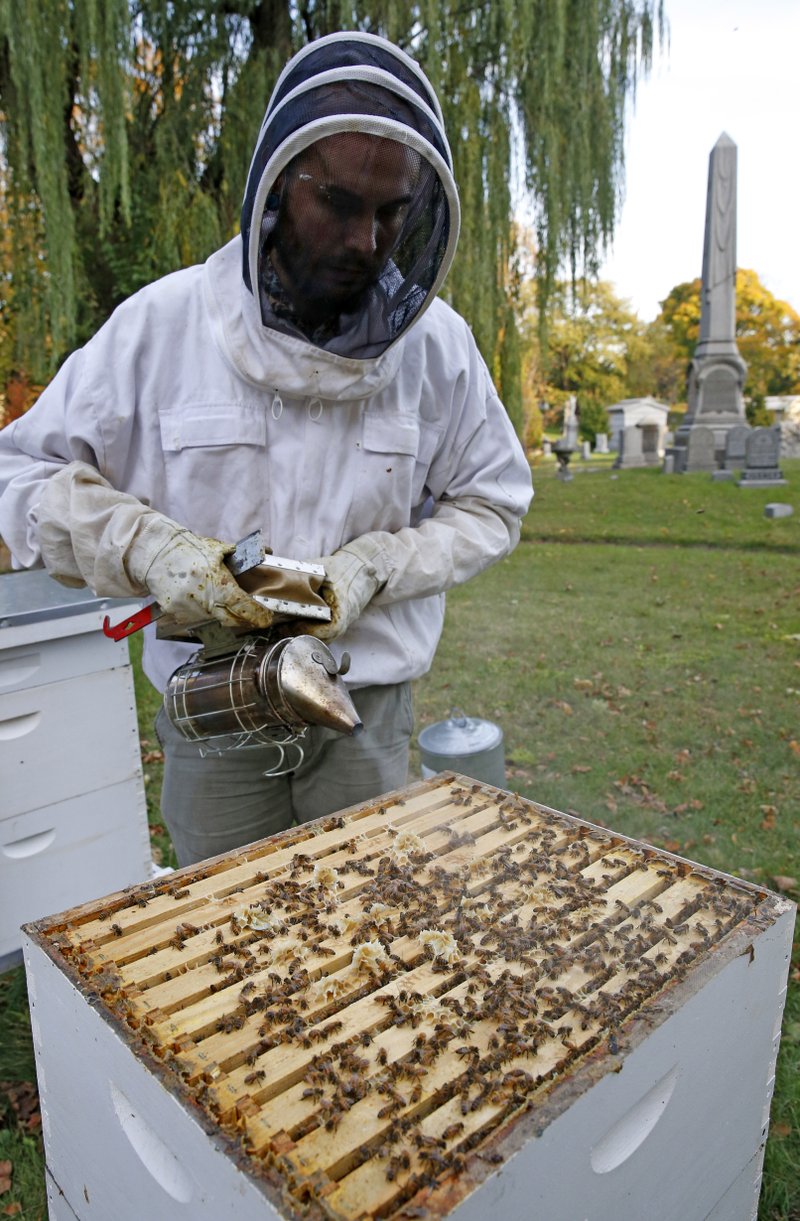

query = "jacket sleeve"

[
  {"left": 0, "top": 322, "right": 166, "bottom": 599},
  {"left": 0, "top": 291, "right": 170, "bottom": 591},
  {"left": 0, "top": 346, "right": 103, "bottom": 575},
  {"left": 341, "top": 327, "right": 533, "bottom": 606}
]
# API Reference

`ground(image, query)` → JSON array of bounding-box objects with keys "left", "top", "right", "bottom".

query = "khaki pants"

[{"left": 155, "top": 682, "right": 413, "bottom": 866}]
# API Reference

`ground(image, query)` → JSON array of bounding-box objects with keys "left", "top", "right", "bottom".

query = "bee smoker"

[
  {"left": 163, "top": 631, "right": 360, "bottom": 762},
  {"left": 103, "top": 531, "right": 361, "bottom": 770}
]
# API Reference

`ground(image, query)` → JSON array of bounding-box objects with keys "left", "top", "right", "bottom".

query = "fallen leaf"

[
  {"left": 141, "top": 749, "right": 164, "bottom": 764},
  {"left": 667, "top": 770, "right": 684, "bottom": 782},
  {"left": 2, "top": 1205, "right": 22, "bottom": 1217},
  {"left": 789, "top": 740, "right": 800, "bottom": 757},
  {"left": 772, "top": 875, "right": 798, "bottom": 892},
  {"left": 0, "top": 1161, "right": 11, "bottom": 1194},
  {"left": 761, "top": 811, "right": 777, "bottom": 831},
  {"left": 771, "top": 1123, "right": 792, "bottom": 1140},
  {"left": 0, "top": 1081, "right": 40, "bottom": 1131},
  {"left": 571, "top": 765, "right": 591, "bottom": 774},
  {"left": 663, "top": 839, "right": 682, "bottom": 853},
  {"left": 689, "top": 798, "right": 704, "bottom": 810}
]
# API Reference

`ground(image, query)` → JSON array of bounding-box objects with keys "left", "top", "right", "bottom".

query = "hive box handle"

[
  {"left": 591, "top": 1064, "right": 679, "bottom": 1173},
  {"left": 110, "top": 1082, "right": 194, "bottom": 1203}
]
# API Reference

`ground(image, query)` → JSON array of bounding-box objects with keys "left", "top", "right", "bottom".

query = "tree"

[
  {"left": 623, "top": 317, "right": 685, "bottom": 405},
  {"left": 521, "top": 276, "right": 651, "bottom": 442},
  {"left": 658, "top": 270, "right": 800, "bottom": 424},
  {"left": 0, "top": 0, "right": 663, "bottom": 427}
]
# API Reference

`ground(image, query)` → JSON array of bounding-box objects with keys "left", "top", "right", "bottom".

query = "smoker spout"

[{"left": 275, "top": 637, "right": 362, "bottom": 736}]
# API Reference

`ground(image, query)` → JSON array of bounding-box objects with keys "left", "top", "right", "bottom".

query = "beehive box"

[
  {"left": 1, "top": 570, "right": 152, "bottom": 970},
  {"left": 23, "top": 775, "right": 794, "bottom": 1221}
]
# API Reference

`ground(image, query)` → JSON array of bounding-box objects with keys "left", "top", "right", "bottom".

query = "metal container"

[
  {"left": 163, "top": 635, "right": 361, "bottom": 748},
  {"left": 417, "top": 709, "right": 505, "bottom": 786}
]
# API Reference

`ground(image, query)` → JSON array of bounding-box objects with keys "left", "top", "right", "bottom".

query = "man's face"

[{"left": 269, "top": 132, "right": 421, "bottom": 325}]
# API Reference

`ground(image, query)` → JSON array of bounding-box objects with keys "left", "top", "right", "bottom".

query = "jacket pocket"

[
  {"left": 159, "top": 404, "right": 267, "bottom": 451},
  {"left": 343, "top": 413, "right": 422, "bottom": 538},
  {"left": 346, "top": 412, "right": 445, "bottom": 538},
  {"left": 158, "top": 404, "right": 269, "bottom": 539}
]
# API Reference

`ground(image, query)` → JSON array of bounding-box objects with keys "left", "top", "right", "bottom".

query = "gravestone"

[
  {"left": 684, "top": 426, "right": 716, "bottom": 473},
  {"left": 641, "top": 424, "right": 660, "bottom": 467},
  {"left": 563, "top": 396, "right": 580, "bottom": 449},
  {"left": 552, "top": 396, "right": 578, "bottom": 480},
  {"left": 542, "top": 440, "right": 552, "bottom": 457},
  {"left": 613, "top": 426, "right": 644, "bottom": 469},
  {"left": 671, "top": 134, "right": 748, "bottom": 472},
  {"left": 737, "top": 427, "right": 787, "bottom": 487},
  {"left": 724, "top": 424, "right": 751, "bottom": 470},
  {"left": 595, "top": 432, "right": 609, "bottom": 454},
  {"left": 581, "top": 440, "right": 592, "bottom": 461},
  {"left": 765, "top": 503, "right": 793, "bottom": 519}
]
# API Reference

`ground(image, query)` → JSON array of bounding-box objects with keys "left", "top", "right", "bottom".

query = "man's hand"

[
  {"left": 306, "top": 539, "right": 387, "bottom": 640},
  {"left": 143, "top": 531, "right": 275, "bottom": 629}
]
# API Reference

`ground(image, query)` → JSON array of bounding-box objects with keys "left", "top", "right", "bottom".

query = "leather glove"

[
  {"left": 38, "top": 461, "right": 275, "bottom": 630},
  {"left": 306, "top": 536, "right": 389, "bottom": 641},
  {"left": 132, "top": 525, "right": 276, "bottom": 629}
]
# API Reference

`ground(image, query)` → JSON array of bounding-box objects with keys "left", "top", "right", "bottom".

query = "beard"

[{"left": 269, "top": 218, "right": 381, "bottom": 326}]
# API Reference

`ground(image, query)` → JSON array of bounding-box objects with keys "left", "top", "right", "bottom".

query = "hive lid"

[
  {"left": 0, "top": 568, "right": 138, "bottom": 629},
  {"left": 418, "top": 711, "right": 502, "bottom": 756}
]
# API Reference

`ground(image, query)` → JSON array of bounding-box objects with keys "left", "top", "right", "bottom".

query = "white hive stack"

[
  {"left": 1, "top": 570, "right": 152, "bottom": 970},
  {"left": 22, "top": 774, "right": 794, "bottom": 1221}
]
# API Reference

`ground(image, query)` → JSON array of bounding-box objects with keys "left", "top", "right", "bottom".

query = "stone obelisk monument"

[{"left": 672, "top": 133, "right": 748, "bottom": 472}]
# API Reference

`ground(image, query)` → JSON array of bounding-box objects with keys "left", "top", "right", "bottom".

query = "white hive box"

[
  {"left": 22, "top": 775, "right": 794, "bottom": 1221},
  {"left": 1, "top": 569, "right": 152, "bottom": 970}
]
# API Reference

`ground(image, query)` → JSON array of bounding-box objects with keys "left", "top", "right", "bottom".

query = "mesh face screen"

[
  {"left": 259, "top": 132, "right": 449, "bottom": 358},
  {"left": 241, "top": 38, "right": 458, "bottom": 360}
]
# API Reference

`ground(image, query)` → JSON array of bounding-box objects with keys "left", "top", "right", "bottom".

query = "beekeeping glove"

[
  {"left": 38, "top": 461, "right": 275, "bottom": 629},
  {"left": 306, "top": 535, "right": 389, "bottom": 641}
]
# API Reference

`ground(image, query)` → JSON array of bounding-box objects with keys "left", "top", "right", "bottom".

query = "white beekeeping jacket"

[{"left": 0, "top": 32, "right": 532, "bottom": 691}]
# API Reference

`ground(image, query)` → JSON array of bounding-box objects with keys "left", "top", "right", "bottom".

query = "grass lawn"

[{"left": 1, "top": 459, "right": 798, "bottom": 1218}]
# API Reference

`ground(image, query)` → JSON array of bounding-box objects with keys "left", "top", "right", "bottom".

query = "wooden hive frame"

[{"left": 25, "top": 774, "right": 789, "bottom": 1220}]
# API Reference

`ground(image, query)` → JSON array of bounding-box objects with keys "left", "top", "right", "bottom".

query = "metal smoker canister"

[
  {"left": 164, "top": 635, "right": 361, "bottom": 745},
  {"left": 418, "top": 710, "right": 505, "bottom": 787}
]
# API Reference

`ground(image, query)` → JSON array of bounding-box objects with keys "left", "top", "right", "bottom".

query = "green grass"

[
  {"left": 525, "top": 456, "right": 800, "bottom": 551},
  {"left": 1, "top": 460, "right": 798, "bottom": 1218}
]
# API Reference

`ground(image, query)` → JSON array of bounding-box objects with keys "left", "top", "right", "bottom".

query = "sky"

[{"left": 597, "top": 0, "right": 800, "bottom": 321}]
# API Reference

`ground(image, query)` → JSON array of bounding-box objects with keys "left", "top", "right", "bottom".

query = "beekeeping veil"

[{"left": 241, "top": 32, "right": 460, "bottom": 360}]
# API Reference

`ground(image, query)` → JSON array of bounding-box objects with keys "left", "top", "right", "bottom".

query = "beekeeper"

[{"left": 0, "top": 32, "right": 533, "bottom": 864}]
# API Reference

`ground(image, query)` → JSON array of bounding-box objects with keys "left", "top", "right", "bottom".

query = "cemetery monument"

[{"left": 670, "top": 134, "right": 749, "bottom": 474}]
